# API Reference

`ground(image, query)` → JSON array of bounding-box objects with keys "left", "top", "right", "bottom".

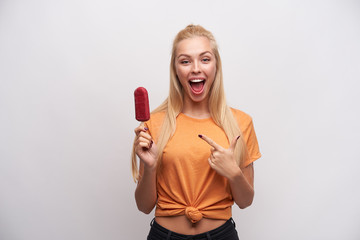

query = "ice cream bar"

[{"left": 134, "top": 87, "right": 150, "bottom": 122}]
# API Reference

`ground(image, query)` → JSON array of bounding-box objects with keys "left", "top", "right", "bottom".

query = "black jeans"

[{"left": 147, "top": 218, "right": 239, "bottom": 240}]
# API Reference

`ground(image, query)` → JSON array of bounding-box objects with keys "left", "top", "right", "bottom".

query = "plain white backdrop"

[{"left": 1, "top": 0, "right": 359, "bottom": 239}]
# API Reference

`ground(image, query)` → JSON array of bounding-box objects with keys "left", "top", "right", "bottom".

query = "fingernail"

[
  {"left": 149, "top": 140, "right": 153, "bottom": 148},
  {"left": 237, "top": 135, "right": 240, "bottom": 140},
  {"left": 144, "top": 127, "right": 148, "bottom": 131},
  {"left": 198, "top": 134, "right": 202, "bottom": 138}
]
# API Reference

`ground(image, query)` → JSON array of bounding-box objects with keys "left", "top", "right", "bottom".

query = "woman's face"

[{"left": 175, "top": 36, "right": 216, "bottom": 105}]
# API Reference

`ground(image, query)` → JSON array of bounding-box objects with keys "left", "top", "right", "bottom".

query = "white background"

[{"left": 1, "top": 0, "right": 359, "bottom": 239}]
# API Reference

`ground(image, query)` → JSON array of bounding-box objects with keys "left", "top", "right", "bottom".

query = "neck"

[{"left": 182, "top": 98, "right": 211, "bottom": 119}]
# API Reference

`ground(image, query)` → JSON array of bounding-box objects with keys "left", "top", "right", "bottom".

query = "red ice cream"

[{"left": 134, "top": 87, "right": 150, "bottom": 122}]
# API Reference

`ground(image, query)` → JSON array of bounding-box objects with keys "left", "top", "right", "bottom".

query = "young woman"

[{"left": 132, "top": 24, "right": 261, "bottom": 240}]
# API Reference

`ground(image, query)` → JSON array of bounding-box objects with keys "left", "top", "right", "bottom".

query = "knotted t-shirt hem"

[{"left": 155, "top": 206, "right": 232, "bottom": 223}]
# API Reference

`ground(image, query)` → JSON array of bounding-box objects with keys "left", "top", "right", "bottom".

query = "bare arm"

[
  {"left": 134, "top": 125, "right": 158, "bottom": 214},
  {"left": 227, "top": 163, "right": 254, "bottom": 209},
  {"left": 135, "top": 161, "right": 157, "bottom": 214}
]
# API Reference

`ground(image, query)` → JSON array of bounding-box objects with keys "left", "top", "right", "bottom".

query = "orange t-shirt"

[{"left": 145, "top": 108, "right": 261, "bottom": 223}]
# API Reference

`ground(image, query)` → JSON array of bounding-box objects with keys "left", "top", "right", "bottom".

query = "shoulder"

[
  {"left": 148, "top": 111, "right": 166, "bottom": 123},
  {"left": 230, "top": 107, "right": 253, "bottom": 130},
  {"left": 145, "top": 111, "right": 166, "bottom": 128},
  {"left": 144, "top": 111, "right": 166, "bottom": 140}
]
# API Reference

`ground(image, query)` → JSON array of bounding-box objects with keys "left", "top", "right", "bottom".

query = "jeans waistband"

[{"left": 149, "top": 218, "right": 236, "bottom": 240}]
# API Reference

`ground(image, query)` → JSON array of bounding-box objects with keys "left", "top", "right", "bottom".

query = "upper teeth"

[{"left": 190, "top": 79, "right": 204, "bottom": 83}]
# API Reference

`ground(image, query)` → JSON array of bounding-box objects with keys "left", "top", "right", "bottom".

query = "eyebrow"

[{"left": 177, "top": 51, "right": 213, "bottom": 59}]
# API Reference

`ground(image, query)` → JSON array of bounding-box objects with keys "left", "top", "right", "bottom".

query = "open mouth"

[{"left": 189, "top": 79, "right": 205, "bottom": 94}]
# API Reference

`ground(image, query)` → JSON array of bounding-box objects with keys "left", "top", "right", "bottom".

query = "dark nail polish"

[
  {"left": 198, "top": 134, "right": 202, "bottom": 138},
  {"left": 237, "top": 135, "right": 240, "bottom": 140},
  {"left": 144, "top": 127, "right": 148, "bottom": 131}
]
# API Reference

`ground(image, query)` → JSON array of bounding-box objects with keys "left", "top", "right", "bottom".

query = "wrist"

[
  {"left": 227, "top": 166, "right": 243, "bottom": 183},
  {"left": 143, "top": 162, "right": 157, "bottom": 173}
]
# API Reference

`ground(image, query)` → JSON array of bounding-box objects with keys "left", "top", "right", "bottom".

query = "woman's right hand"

[{"left": 134, "top": 125, "right": 158, "bottom": 169}]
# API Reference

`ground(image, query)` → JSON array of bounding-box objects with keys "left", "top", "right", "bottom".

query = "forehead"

[{"left": 176, "top": 36, "right": 213, "bottom": 56}]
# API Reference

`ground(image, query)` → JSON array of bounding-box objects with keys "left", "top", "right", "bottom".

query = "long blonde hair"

[{"left": 131, "top": 24, "right": 247, "bottom": 182}]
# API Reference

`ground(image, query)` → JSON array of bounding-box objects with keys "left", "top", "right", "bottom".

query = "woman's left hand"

[{"left": 199, "top": 134, "right": 241, "bottom": 180}]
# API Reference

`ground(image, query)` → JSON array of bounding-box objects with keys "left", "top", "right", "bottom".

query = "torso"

[
  {"left": 146, "top": 110, "right": 258, "bottom": 234},
  {"left": 154, "top": 113, "right": 234, "bottom": 223},
  {"left": 155, "top": 216, "right": 227, "bottom": 235}
]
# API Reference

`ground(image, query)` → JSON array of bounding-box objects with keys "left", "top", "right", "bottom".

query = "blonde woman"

[{"left": 132, "top": 25, "right": 261, "bottom": 240}]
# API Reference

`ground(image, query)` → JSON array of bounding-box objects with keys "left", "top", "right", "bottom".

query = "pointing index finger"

[{"left": 198, "top": 134, "right": 222, "bottom": 150}]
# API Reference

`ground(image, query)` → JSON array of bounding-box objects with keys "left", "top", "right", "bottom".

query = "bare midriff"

[{"left": 155, "top": 215, "right": 227, "bottom": 235}]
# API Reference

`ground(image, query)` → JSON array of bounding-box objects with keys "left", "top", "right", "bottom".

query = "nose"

[{"left": 192, "top": 61, "right": 201, "bottom": 73}]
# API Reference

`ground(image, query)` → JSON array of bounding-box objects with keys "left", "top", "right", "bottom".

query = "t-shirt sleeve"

[
  {"left": 231, "top": 108, "right": 261, "bottom": 168},
  {"left": 241, "top": 118, "right": 261, "bottom": 168}
]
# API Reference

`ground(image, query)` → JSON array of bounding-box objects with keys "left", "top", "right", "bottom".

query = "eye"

[
  {"left": 202, "top": 58, "right": 210, "bottom": 62},
  {"left": 180, "top": 60, "right": 190, "bottom": 64}
]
